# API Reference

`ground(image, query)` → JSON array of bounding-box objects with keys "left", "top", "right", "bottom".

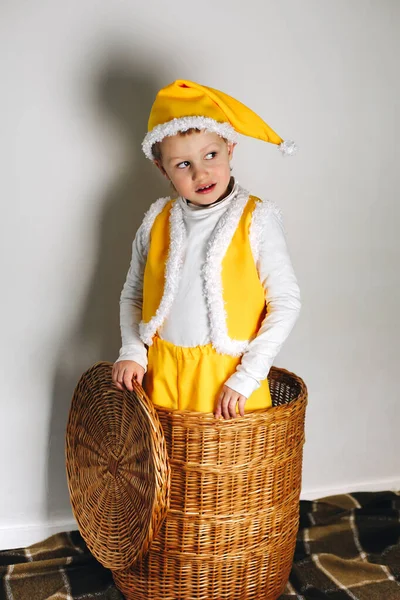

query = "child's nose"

[{"left": 192, "top": 164, "right": 208, "bottom": 180}]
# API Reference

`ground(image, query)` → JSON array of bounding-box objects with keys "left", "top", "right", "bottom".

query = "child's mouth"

[{"left": 196, "top": 183, "right": 216, "bottom": 194}]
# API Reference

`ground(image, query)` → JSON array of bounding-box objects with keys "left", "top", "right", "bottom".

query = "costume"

[
  {"left": 117, "top": 179, "right": 301, "bottom": 411},
  {"left": 116, "top": 80, "right": 301, "bottom": 412}
]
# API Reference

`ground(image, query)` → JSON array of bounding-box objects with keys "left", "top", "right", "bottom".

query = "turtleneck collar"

[{"left": 178, "top": 177, "right": 239, "bottom": 214}]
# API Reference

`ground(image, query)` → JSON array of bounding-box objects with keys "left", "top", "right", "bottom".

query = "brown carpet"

[{"left": 1, "top": 491, "right": 399, "bottom": 599}]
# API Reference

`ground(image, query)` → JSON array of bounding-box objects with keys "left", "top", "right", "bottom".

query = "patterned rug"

[{"left": 1, "top": 491, "right": 399, "bottom": 599}]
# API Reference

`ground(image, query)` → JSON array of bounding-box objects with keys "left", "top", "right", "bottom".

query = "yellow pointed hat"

[{"left": 142, "top": 79, "right": 296, "bottom": 160}]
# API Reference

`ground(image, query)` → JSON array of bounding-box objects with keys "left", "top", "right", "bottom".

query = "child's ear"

[{"left": 227, "top": 142, "right": 236, "bottom": 160}]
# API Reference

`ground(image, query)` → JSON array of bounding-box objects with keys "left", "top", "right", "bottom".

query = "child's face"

[{"left": 155, "top": 130, "right": 235, "bottom": 206}]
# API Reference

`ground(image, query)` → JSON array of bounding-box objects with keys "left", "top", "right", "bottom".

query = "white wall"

[{"left": 1, "top": 0, "right": 399, "bottom": 549}]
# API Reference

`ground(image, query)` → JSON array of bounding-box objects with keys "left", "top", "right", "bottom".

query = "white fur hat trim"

[{"left": 142, "top": 116, "right": 239, "bottom": 160}]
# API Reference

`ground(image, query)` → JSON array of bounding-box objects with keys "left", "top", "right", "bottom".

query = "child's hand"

[
  {"left": 112, "top": 360, "right": 145, "bottom": 392},
  {"left": 214, "top": 385, "right": 247, "bottom": 419}
]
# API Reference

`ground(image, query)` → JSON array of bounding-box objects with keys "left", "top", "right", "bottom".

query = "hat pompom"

[{"left": 279, "top": 140, "right": 298, "bottom": 156}]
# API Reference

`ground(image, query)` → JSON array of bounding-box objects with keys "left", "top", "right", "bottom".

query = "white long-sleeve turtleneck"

[{"left": 117, "top": 179, "right": 301, "bottom": 398}]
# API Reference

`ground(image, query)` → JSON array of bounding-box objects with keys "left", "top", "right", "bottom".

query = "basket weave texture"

[
  {"left": 65, "top": 362, "right": 170, "bottom": 570},
  {"left": 113, "top": 366, "right": 307, "bottom": 600},
  {"left": 66, "top": 363, "right": 307, "bottom": 600}
]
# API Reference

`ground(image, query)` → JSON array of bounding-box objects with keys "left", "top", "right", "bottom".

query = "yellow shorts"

[{"left": 143, "top": 335, "right": 272, "bottom": 413}]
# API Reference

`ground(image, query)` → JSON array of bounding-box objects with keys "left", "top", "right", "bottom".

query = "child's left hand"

[{"left": 214, "top": 385, "right": 247, "bottom": 419}]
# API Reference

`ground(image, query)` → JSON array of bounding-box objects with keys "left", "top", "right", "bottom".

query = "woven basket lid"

[{"left": 65, "top": 361, "right": 170, "bottom": 571}]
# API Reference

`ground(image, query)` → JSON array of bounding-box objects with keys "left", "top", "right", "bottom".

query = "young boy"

[{"left": 112, "top": 79, "right": 301, "bottom": 419}]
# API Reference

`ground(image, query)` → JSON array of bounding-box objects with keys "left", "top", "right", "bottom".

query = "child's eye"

[
  {"left": 205, "top": 152, "right": 217, "bottom": 159},
  {"left": 177, "top": 161, "right": 190, "bottom": 169}
]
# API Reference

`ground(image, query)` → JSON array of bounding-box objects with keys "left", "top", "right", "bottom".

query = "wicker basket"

[{"left": 66, "top": 363, "right": 307, "bottom": 600}]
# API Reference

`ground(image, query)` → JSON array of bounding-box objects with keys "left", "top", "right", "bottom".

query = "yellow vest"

[{"left": 139, "top": 191, "right": 266, "bottom": 356}]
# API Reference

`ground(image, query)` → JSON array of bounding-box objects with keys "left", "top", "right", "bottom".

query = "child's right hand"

[{"left": 112, "top": 360, "right": 145, "bottom": 392}]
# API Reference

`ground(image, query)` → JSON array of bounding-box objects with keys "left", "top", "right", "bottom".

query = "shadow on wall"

[{"left": 46, "top": 54, "right": 167, "bottom": 520}]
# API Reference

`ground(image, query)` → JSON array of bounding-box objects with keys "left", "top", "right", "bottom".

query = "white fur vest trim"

[
  {"left": 139, "top": 199, "right": 186, "bottom": 345},
  {"left": 201, "top": 186, "right": 251, "bottom": 356},
  {"left": 139, "top": 196, "right": 171, "bottom": 255}
]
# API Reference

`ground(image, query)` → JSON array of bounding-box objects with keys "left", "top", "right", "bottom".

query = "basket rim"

[{"left": 153, "top": 365, "right": 307, "bottom": 420}]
